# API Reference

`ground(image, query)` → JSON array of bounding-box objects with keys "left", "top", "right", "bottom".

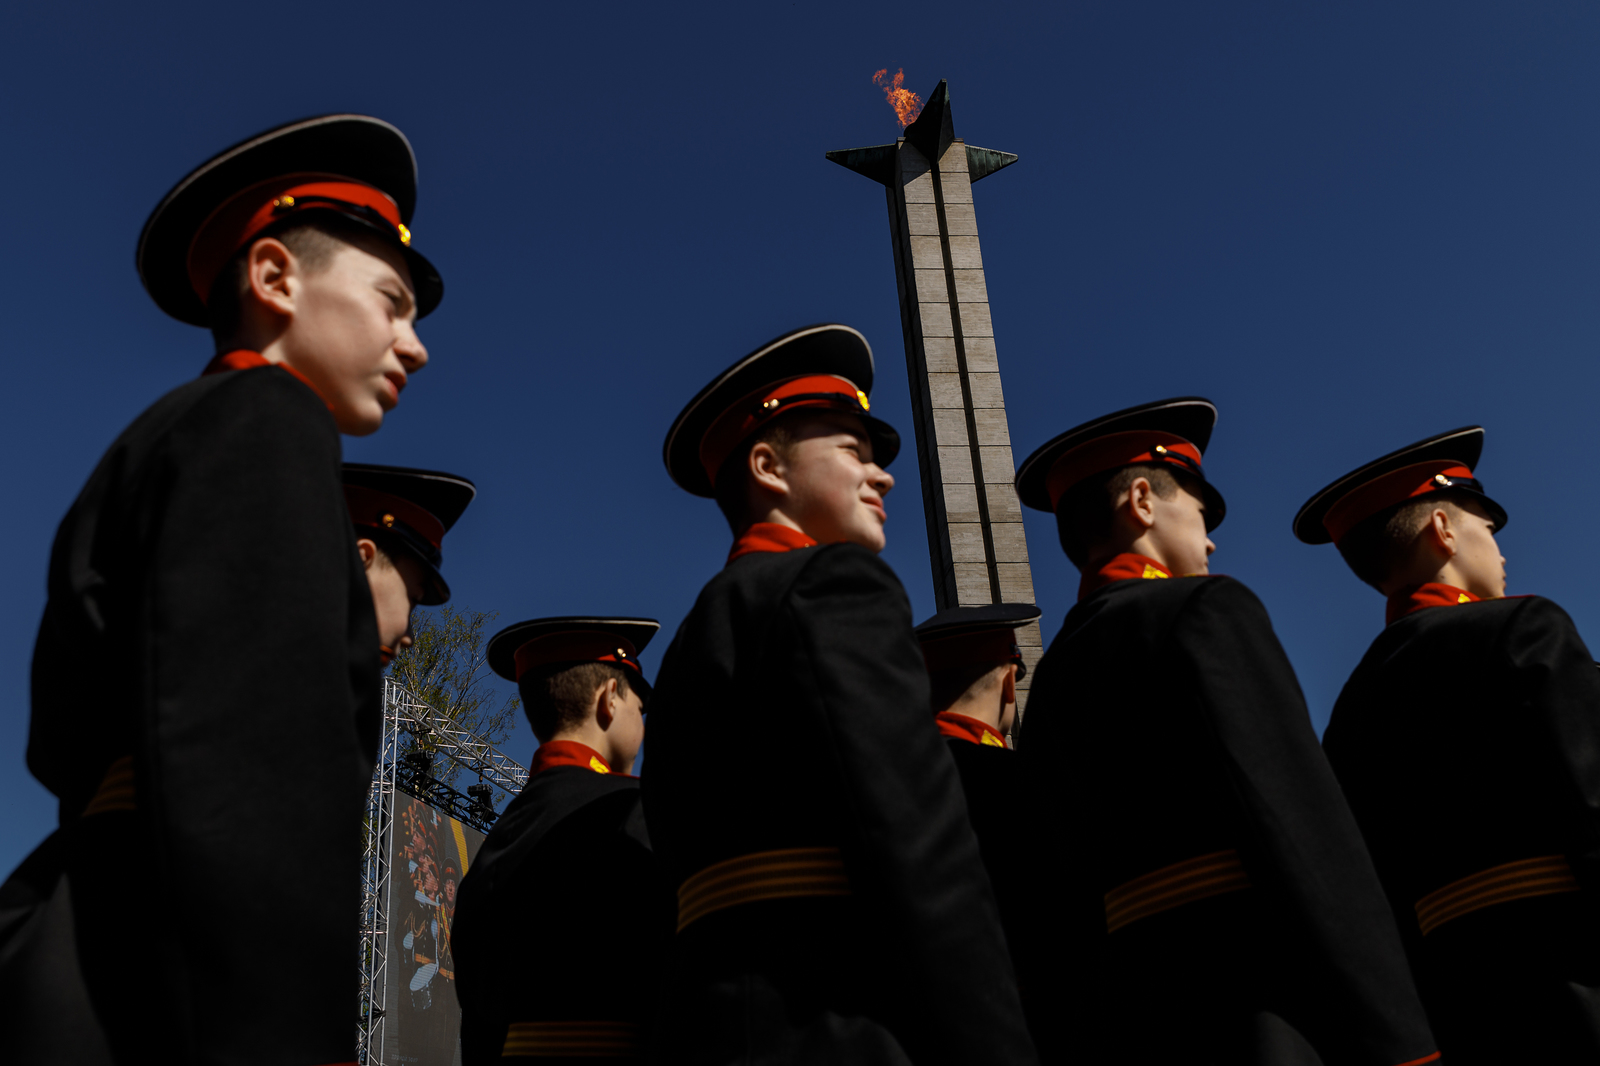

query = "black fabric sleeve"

[
  {"left": 141, "top": 370, "right": 378, "bottom": 1062},
  {"left": 1176, "top": 577, "right": 1437, "bottom": 1066},
  {"left": 783, "top": 545, "right": 1038, "bottom": 1066},
  {"left": 1500, "top": 597, "right": 1600, "bottom": 885}
]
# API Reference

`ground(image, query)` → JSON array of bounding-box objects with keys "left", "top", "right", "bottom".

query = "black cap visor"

[
  {"left": 664, "top": 324, "right": 887, "bottom": 497},
  {"left": 1292, "top": 426, "right": 1503, "bottom": 545}
]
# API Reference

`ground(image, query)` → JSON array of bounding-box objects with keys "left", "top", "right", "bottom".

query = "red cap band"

[
  {"left": 1323, "top": 462, "right": 1476, "bottom": 545},
  {"left": 512, "top": 632, "right": 642, "bottom": 682},
  {"left": 1044, "top": 430, "right": 1203, "bottom": 510},
  {"left": 698, "top": 374, "right": 869, "bottom": 487},
  {"left": 186, "top": 177, "right": 406, "bottom": 304},
  {"left": 343, "top": 485, "right": 445, "bottom": 549}
]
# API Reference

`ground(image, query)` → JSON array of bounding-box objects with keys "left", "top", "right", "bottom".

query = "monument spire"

[{"left": 827, "top": 80, "right": 1041, "bottom": 699}]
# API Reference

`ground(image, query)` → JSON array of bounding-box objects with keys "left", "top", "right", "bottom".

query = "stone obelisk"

[{"left": 828, "top": 80, "right": 1043, "bottom": 697}]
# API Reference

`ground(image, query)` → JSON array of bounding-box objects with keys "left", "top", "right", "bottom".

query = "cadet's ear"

[
  {"left": 1425, "top": 508, "right": 1457, "bottom": 559},
  {"left": 749, "top": 440, "right": 788, "bottom": 498},
  {"left": 595, "top": 677, "right": 620, "bottom": 730},
  {"left": 245, "top": 236, "right": 296, "bottom": 318},
  {"left": 1124, "top": 477, "right": 1158, "bottom": 530},
  {"left": 357, "top": 537, "right": 379, "bottom": 572},
  {"left": 1001, "top": 664, "right": 1017, "bottom": 706}
]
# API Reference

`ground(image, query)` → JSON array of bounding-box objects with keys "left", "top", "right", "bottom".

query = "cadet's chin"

[
  {"left": 854, "top": 524, "right": 888, "bottom": 555},
  {"left": 334, "top": 399, "right": 387, "bottom": 437}
]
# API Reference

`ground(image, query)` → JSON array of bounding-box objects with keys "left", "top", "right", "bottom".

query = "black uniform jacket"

[
  {"left": 1324, "top": 593, "right": 1600, "bottom": 1064},
  {"left": 0, "top": 365, "right": 380, "bottom": 1065},
  {"left": 1019, "top": 569, "right": 1437, "bottom": 1066},
  {"left": 938, "top": 729, "right": 1051, "bottom": 1048},
  {"left": 642, "top": 542, "right": 1038, "bottom": 1066},
  {"left": 453, "top": 757, "right": 673, "bottom": 1064}
]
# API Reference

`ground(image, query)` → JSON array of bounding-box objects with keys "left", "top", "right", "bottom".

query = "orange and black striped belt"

[
  {"left": 1415, "top": 854, "right": 1580, "bottom": 936},
  {"left": 82, "top": 755, "right": 136, "bottom": 817},
  {"left": 501, "top": 1021, "right": 642, "bottom": 1058},
  {"left": 1104, "top": 849, "right": 1253, "bottom": 933},
  {"left": 677, "top": 846, "right": 851, "bottom": 933}
]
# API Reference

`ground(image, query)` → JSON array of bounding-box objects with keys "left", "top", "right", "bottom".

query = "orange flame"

[{"left": 872, "top": 68, "right": 922, "bottom": 128}]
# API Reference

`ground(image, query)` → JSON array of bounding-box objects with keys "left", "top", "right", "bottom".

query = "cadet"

[
  {"left": 1297, "top": 427, "right": 1600, "bottom": 1063},
  {"left": 453, "top": 617, "right": 672, "bottom": 1064},
  {"left": 343, "top": 463, "right": 478, "bottom": 664},
  {"left": 0, "top": 115, "right": 441, "bottom": 1064},
  {"left": 1015, "top": 397, "right": 1437, "bottom": 1065},
  {"left": 645, "top": 324, "right": 1036, "bottom": 1065},
  {"left": 914, "top": 603, "right": 1047, "bottom": 1044}
]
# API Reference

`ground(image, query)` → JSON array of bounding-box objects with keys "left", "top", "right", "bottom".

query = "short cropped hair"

[
  {"left": 519, "top": 662, "right": 636, "bottom": 743},
  {"left": 928, "top": 661, "right": 1008, "bottom": 716},
  {"left": 1053, "top": 464, "right": 1186, "bottom": 569},
  {"left": 206, "top": 215, "right": 371, "bottom": 347},
  {"left": 358, "top": 527, "right": 408, "bottom": 572},
  {"left": 713, "top": 414, "right": 802, "bottom": 534},
  {"left": 1336, "top": 495, "right": 1467, "bottom": 591}
]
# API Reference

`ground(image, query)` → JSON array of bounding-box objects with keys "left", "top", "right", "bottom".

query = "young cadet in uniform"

[
  {"left": 1014, "top": 398, "right": 1437, "bottom": 1066},
  {"left": 646, "top": 324, "right": 1037, "bottom": 1066},
  {"left": 914, "top": 603, "right": 1047, "bottom": 1047},
  {"left": 343, "top": 463, "right": 477, "bottom": 664},
  {"left": 453, "top": 617, "right": 672, "bottom": 1065},
  {"left": 1297, "top": 427, "right": 1600, "bottom": 1063},
  {"left": 0, "top": 115, "right": 443, "bottom": 1065}
]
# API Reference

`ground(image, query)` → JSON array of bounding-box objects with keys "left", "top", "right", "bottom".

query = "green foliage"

[{"left": 389, "top": 606, "right": 520, "bottom": 789}]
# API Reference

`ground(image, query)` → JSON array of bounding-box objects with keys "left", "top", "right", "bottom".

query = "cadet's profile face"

[
  {"left": 1444, "top": 500, "right": 1507, "bottom": 598},
  {"left": 767, "top": 411, "right": 894, "bottom": 553},
  {"left": 608, "top": 683, "right": 647, "bottom": 772},
  {"left": 1143, "top": 481, "right": 1215, "bottom": 577},
  {"left": 265, "top": 236, "right": 428, "bottom": 436},
  {"left": 359, "top": 540, "right": 428, "bottom": 664}
]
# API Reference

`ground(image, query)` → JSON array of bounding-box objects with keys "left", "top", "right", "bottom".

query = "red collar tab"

[
  {"left": 201, "top": 349, "right": 324, "bottom": 400},
  {"left": 699, "top": 374, "right": 870, "bottom": 488},
  {"left": 531, "top": 740, "right": 613, "bottom": 775},
  {"left": 935, "top": 711, "right": 1009, "bottom": 748},
  {"left": 1045, "top": 430, "right": 1204, "bottom": 510},
  {"left": 1386, "top": 582, "right": 1482, "bottom": 626},
  {"left": 921, "top": 629, "right": 1023, "bottom": 675},
  {"left": 512, "top": 631, "right": 642, "bottom": 682},
  {"left": 1325, "top": 462, "right": 1479, "bottom": 545},
  {"left": 343, "top": 484, "right": 446, "bottom": 555},
  {"left": 186, "top": 177, "right": 407, "bottom": 305},
  {"left": 727, "top": 522, "right": 819, "bottom": 564},
  {"left": 1079, "top": 552, "right": 1172, "bottom": 601}
]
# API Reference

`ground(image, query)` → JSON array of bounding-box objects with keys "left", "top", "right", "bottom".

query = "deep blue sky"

[{"left": 5, "top": 1, "right": 1600, "bottom": 872}]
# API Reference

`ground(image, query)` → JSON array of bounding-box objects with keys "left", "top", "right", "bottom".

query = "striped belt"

[
  {"left": 1104, "top": 849, "right": 1252, "bottom": 933},
  {"left": 82, "top": 756, "right": 136, "bottom": 817},
  {"left": 1415, "top": 854, "right": 1580, "bottom": 936},
  {"left": 501, "top": 1021, "right": 642, "bottom": 1058},
  {"left": 677, "top": 847, "right": 850, "bottom": 933}
]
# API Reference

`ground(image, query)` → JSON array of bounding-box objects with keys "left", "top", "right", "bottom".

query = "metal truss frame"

[{"left": 357, "top": 678, "right": 529, "bottom": 1065}]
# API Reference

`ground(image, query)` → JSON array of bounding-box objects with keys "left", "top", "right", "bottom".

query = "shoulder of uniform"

[
  {"left": 195, "top": 363, "right": 327, "bottom": 416},
  {"left": 1495, "top": 593, "right": 1583, "bottom": 641},
  {"left": 798, "top": 541, "right": 903, "bottom": 587},
  {"left": 132, "top": 365, "right": 330, "bottom": 447},
  {"left": 1188, "top": 573, "right": 1264, "bottom": 605},
  {"left": 785, "top": 544, "right": 908, "bottom": 612},
  {"left": 1166, "top": 575, "right": 1278, "bottom": 639},
  {"left": 806, "top": 541, "right": 896, "bottom": 573}
]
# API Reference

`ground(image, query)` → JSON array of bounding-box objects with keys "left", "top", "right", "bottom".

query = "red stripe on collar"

[
  {"left": 1386, "top": 582, "right": 1481, "bottom": 626},
  {"left": 201, "top": 349, "right": 327, "bottom": 407},
  {"left": 727, "top": 522, "right": 819, "bottom": 564},
  {"left": 935, "top": 711, "right": 1009, "bottom": 748},
  {"left": 1078, "top": 552, "right": 1173, "bottom": 601},
  {"left": 530, "top": 740, "right": 613, "bottom": 775}
]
